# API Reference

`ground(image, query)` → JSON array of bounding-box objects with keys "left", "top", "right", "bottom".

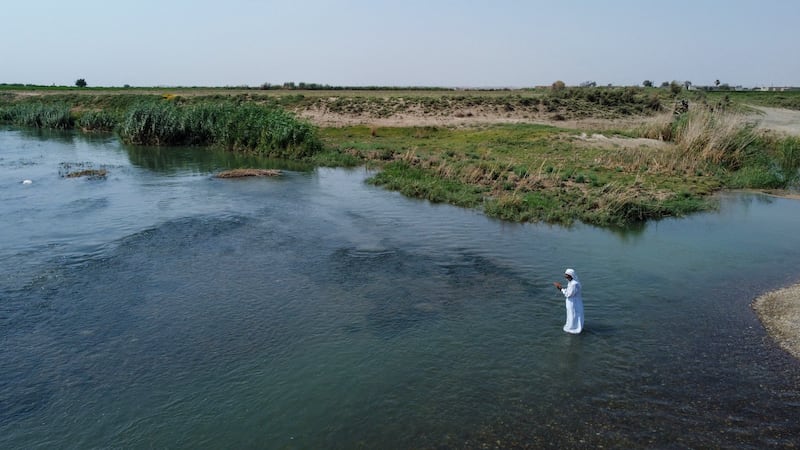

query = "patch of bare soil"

[
  {"left": 753, "top": 283, "right": 800, "bottom": 360},
  {"left": 296, "top": 107, "right": 663, "bottom": 132},
  {"left": 215, "top": 169, "right": 281, "bottom": 178},
  {"left": 571, "top": 132, "right": 669, "bottom": 149},
  {"left": 749, "top": 106, "right": 800, "bottom": 136}
]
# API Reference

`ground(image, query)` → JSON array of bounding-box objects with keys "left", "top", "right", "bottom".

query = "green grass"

[
  {"left": 76, "top": 110, "right": 118, "bottom": 132},
  {"left": 0, "top": 96, "right": 322, "bottom": 158},
  {"left": 0, "top": 103, "right": 73, "bottom": 129},
  {"left": 702, "top": 90, "right": 800, "bottom": 110},
  {"left": 320, "top": 123, "right": 725, "bottom": 226},
  {"left": 321, "top": 117, "right": 800, "bottom": 227},
  {"left": 2, "top": 87, "right": 799, "bottom": 227},
  {"left": 368, "top": 161, "right": 487, "bottom": 207}
]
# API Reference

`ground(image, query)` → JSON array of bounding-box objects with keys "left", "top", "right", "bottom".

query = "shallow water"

[{"left": 2, "top": 127, "right": 799, "bottom": 448}]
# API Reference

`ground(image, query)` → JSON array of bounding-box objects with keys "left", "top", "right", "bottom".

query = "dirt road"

[{"left": 749, "top": 106, "right": 800, "bottom": 136}]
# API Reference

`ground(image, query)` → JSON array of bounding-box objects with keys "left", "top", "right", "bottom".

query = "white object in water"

[{"left": 22, "top": 179, "right": 33, "bottom": 185}]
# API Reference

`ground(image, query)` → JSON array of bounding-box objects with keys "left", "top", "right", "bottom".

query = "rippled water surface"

[{"left": 2, "top": 127, "right": 800, "bottom": 448}]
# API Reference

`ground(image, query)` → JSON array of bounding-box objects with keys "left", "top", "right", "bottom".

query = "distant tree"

[
  {"left": 75, "top": 78, "right": 87, "bottom": 88},
  {"left": 643, "top": 80, "right": 653, "bottom": 87},
  {"left": 660, "top": 81, "right": 670, "bottom": 88},
  {"left": 551, "top": 80, "right": 566, "bottom": 91},
  {"left": 669, "top": 80, "right": 682, "bottom": 95},
  {"left": 715, "top": 79, "right": 721, "bottom": 87},
  {"left": 684, "top": 80, "right": 692, "bottom": 89}
]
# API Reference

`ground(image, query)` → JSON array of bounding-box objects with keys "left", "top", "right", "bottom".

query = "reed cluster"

[
  {"left": 76, "top": 110, "right": 118, "bottom": 132},
  {"left": 671, "top": 109, "right": 757, "bottom": 170},
  {"left": 118, "top": 102, "right": 321, "bottom": 158},
  {"left": 0, "top": 103, "right": 73, "bottom": 129},
  {"left": 0, "top": 99, "right": 322, "bottom": 158}
]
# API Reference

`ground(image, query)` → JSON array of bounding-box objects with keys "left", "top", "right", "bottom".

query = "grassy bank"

[
  {"left": 318, "top": 101, "right": 799, "bottom": 227},
  {"left": 321, "top": 124, "right": 725, "bottom": 227},
  {"left": 2, "top": 87, "right": 798, "bottom": 227},
  {"left": 0, "top": 97, "right": 322, "bottom": 158},
  {"left": 702, "top": 90, "right": 800, "bottom": 111}
]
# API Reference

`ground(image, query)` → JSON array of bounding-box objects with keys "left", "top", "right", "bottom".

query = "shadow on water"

[{"left": 123, "top": 144, "right": 314, "bottom": 174}]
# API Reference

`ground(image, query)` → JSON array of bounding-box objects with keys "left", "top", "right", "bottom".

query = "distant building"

[{"left": 757, "top": 86, "right": 800, "bottom": 92}]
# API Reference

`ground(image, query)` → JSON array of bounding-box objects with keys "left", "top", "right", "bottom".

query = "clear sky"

[{"left": 2, "top": 0, "right": 798, "bottom": 88}]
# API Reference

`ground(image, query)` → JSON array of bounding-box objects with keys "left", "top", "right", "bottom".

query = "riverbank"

[
  {"left": 753, "top": 283, "right": 800, "bottom": 360},
  {"left": 2, "top": 87, "right": 799, "bottom": 227}
]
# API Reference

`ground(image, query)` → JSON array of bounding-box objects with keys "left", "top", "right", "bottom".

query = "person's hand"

[{"left": 554, "top": 282, "right": 563, "bottom": 290}]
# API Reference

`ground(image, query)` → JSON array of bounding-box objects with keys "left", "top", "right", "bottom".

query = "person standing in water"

[{"left": 553, "top": 268, "right": 583, "bottom": 334}]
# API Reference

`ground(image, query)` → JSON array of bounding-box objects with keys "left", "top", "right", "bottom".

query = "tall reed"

[
  {"left": 0, "top": 103, "right": 73, "bottom": 129},
  {"left": 118, "top": 102, "right": 321, "bottom": 157},
  {"left": 672, "top": 109, "right": 758, "bottom": 170},
  {"left": 76, "top": 110, "right": 118, "bottom": 132}
]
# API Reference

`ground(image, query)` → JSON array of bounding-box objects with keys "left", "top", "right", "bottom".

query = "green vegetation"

[
  {"left": 0, "top": 103, "right": 73, "bottom": 129},
  {"left": 318, "top": 103, "right": 799, "bottom": 227},
  {"left": 1, "top": 86, "right": 798, "bottom": 228},
  {"left": 76, "top": 110, "right": 118, "bottom": 132},
  {"left": 118, "top": 102, "right": 321, "bottom": 158},
  {"left": 702, "top": 90, "right": 800, "bottom": 110},
  {"left": 321, "top": 124, "right": 727, "bottom": 227},
  {"left": 0, "top": 96, "right": 322, "bottom": 158}
]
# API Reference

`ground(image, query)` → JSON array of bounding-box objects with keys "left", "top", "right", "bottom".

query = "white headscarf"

[{"left": 565, "top": 268, "right": 579, "bottom": 283}]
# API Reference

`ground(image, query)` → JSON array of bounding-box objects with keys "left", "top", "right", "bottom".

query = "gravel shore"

[{"left": 753, "top": 283, "right": 800, "bottom": 360}]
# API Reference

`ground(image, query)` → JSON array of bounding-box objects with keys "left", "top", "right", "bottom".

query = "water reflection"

[
  {"left": 1, "top": 128, "right": 800, "bottom": 448},
  {"left": 124, "top": 144, "right": 314, "bottom": 174}
]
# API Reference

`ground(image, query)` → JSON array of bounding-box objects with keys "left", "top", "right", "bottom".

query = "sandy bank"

[
  {"left": 749, "top": 106, "right": 800, "bottom": 136},
  {"left": 753, "top": 282, "right": 800, "bottom": 360}
]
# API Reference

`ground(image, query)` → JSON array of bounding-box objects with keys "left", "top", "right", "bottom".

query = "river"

[{"left": 1, "top": 127, "right": 799, "bottom": 448}]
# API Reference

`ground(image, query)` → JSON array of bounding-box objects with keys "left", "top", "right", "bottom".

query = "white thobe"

[{"left": 560, "top": 279, "right": 583, "bottom": 334}]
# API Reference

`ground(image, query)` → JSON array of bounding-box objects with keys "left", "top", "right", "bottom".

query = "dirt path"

[
  {"left": 297, "top": 107, "right": 668, "bottom": 133},
  {"left": 749, "top": 106, "right": 800, "bottom": 136}
]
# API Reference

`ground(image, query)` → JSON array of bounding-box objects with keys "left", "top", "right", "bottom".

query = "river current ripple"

[{"left": 1, "top": 128, "right": 799, "bottom": 448}]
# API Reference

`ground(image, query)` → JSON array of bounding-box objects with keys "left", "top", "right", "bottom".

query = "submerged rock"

[
  {"left": 58, "top": 162, "right": 108, "bottom": 180},
  {"left": 65, "top": 169, "right": 108, "bottom": 180},
  {"left": 215, "top": 169, "right": 282, "bottom": 178}
]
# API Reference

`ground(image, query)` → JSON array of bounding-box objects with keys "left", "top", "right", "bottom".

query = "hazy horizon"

[{"left": 3, "top": 0, "right": 799, "bottom": 88}]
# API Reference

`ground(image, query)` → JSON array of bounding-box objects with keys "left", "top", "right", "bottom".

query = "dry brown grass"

[
  {"left": 622, "top": 109, "right": 761, "bottom": 174},
  {"left": 633, "top": 112, "right": 674, "bottom": 141},
  {"left": 215, "top": 169, "right": 281, "bottom": 178},
  {"left": 753, "top": 283, "right": 800, "bottom": 360},
  {"left": 674, "top": 109, "right": 757, "bottom": 168}
]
